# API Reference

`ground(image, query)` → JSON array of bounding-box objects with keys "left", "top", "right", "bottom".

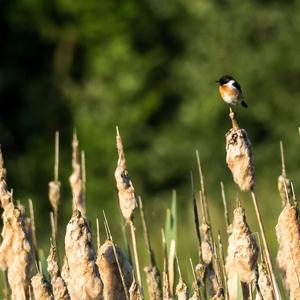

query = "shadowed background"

[{"left": 1, "top": 0, "right": 300, "bottom": 293}]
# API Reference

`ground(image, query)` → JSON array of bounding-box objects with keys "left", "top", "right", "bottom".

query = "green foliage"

[{"left": 165, "top": 191, "right": 177, "bottom": 254}]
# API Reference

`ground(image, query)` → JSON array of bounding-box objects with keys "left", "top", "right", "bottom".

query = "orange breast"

[{"left": 219, "top": 85, "right": 238, "bottom": 97}]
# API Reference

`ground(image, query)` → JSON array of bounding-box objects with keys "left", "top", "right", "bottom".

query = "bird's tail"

[{"left": 241, "top": 100, "right": 248, "bottom": 108}]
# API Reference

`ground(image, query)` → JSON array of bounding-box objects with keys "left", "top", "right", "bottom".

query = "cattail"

[
  {"left": 96, "top": 240, "right": 132, "bottom": 300},
  {"left": 31, "top": 272, "right": 53, "bottom": 300},
  {"left": 129, "top": 279, "right": 143, "bottom": 300},
  {"left": 176, "top": 278, "right": 188, "bottom": 300},
  {"left": 277, "top": 141, "right": 292, "bottom": 206},
  {"left": 211, "top": 290, "right": 225, "bottom": 300},
  {"left": 226, "top": 207, "right": 258, "bottom": 299},
  {"left": 49, "top": 181, "right": 61, "bottom": 214},
  {"left": 64, "top": 210, "right": 103, "bottom": 300},
  {"left": 277, "top": 175, "right": 292, "bottom": 206},
  {"left": 175, "top": 256, "right": 188, "bottom": 300},
  {"left": 200, "top": 222, "right": 218, "bottom": 296},
  {"left": 114, "top": 127, "right": 137, "bottom": 221},
  {"left": 0, "top": 148, "right": 34, "bottom": 300},
  {"left": 256, "top": 263, "right": 274, "bottom": 300},
  {"left": 69, "top": 131, "right": 85, "bottom": 216},
  {"left": 144, "top": 266, "right": 162, "bottom": 300},
  {"left": 225, "top": 128, "right": 255, "bottom": 191},
  {"left": 276, "top": 203, "right": 300, "bottom": 299},
  {"left": 61, "top": 256, "right": 70, "bottom": 287},
  {"left": 47, "top": 241, "right": 70, "bottom": 300},
  {"left": 114, "top": 128, "right": 141, "bottom": 288}
]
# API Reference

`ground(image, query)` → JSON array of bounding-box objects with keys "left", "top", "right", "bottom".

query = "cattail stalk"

[
  {"left": 49, "top": 131, "right": 61, "bottom": 243},
  {"left": 220, "top": 182, "right": 229, "bottom": 230}
]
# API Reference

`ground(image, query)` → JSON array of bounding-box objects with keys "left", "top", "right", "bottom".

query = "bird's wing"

[{"left": 232, "top": 81, "right": 242, "bottom": 92}]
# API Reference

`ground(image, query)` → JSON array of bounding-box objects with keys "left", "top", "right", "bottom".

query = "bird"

[{"left": 216, "top": 75, "right": 248, "bottom": 108}]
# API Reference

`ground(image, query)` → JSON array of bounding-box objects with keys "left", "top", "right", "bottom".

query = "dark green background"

[{"left": 1, "top": 0, "right": 300, "bottom": 295}]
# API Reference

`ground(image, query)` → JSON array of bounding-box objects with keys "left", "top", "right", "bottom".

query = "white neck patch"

[{"left": 226, "top": 80, "right": 235, "bottom": 87}]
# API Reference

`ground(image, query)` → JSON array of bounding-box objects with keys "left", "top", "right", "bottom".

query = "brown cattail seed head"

[
  {"left": 114, "top": 128, "right": 137, "bottom": 221},
  {"left": 226, "top": 207, "right": 258, "bottom": 285},
  {"left": 0, "top": 150, "right": 34, "bottom": 299},
  {"left": 276, "top": 203, "right": 300, "bottom": 300},
  {"left": 47, "top": 241, "right": 70, "bottom": 300},
  {"left": 175, "top": 278, "right": 188, "bottom": 300},
  {"left": 129, "top": 279, "right": 142, "bottom": 300},
  {"left": 225, "top": 128, "right": 255, "bottom": 191},
  {"left": 256, "top": 263, "right": 274, "bottom": 300},
  {"left": 64, "top": 210, "right": 103, "bottom": 300},
  {"left": 201, "top": 241, "right": 213, "bottom": 265},
  {"left": 97, "top": 240, "right": 132, "bottom": 300},
  {"left": 144, "top": 265, "right": 162, "bottom": 300},
  {"left": 49, "top": 181, "right": 61, "bottom": 212},
  {"left": 31, "top": 273, "right": 54, "bottom": 300}
]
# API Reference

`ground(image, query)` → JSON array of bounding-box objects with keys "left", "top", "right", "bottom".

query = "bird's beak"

[{"left": 215, "top": 80, "right": 219, "bottom": 83}]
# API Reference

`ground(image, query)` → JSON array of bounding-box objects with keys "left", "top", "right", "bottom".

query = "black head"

[{"left": 216, "top": 75, "right": 235, "bottom": 85}]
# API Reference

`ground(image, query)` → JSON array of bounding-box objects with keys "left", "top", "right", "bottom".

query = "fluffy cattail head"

[
  {"left": 0, "top": 146, "right": 7, "bottom": 180},
  {"left": 144, "top": 265, "right": 162, "bottom": 300},
  {"left": 97, "top": 239, "right": 133, "bottom": 300},
  {"left": 276, "top": 203, "right": 300, "bottom": 299},
  {"left": 31, "top": 272, "right": 53, "bottom": 300},
  {"left": 49, "top": 181, "right": 61, "bottom": 212},
  {"left": 226, "top": 207, "right": 258, "bottom": 284},
  {"left": 257, "top": 263, "right": 274, "bottom": 300},
  {"left": 225, "top": 128, "right": 255, "bottom": 191},
  {"left": 64, "top": 210, "right": 103, "bottom": 299},
  {"left": 47, "top": 241, "right": 70, "bottom": 300},
  {"left": 114, "top": 128, "right": 137, "bottom": 221},
  {"left": 175, "top": 278, "right": 188, "bottom": 300}
]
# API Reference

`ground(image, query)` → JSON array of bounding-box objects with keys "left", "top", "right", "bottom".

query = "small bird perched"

[{"left": 216, "top": 75, "right": 248, "bottom": 108}]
